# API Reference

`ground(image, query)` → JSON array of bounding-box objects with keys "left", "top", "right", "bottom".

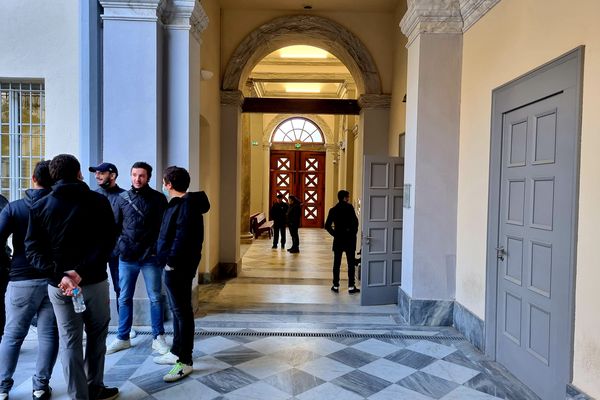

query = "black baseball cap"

[{"left": 89, "top": 162, "right": 118, "bottom": 176}]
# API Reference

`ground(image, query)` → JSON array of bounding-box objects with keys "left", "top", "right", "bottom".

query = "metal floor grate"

[{"left": 108, "top": 329, "right": 465, "bottom": 341}]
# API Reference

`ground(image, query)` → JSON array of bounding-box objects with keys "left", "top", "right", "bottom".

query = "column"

[
  {"left": 100, "top": 0, "right": 163, "bottom": 188},
  {"left": 398, "top": 0, "right": 462, "bottom": 324},
  {"left": 240, "top": 114, "right": 253, "bottom": 244},
  {"left": 163, "top": 0, "right": 208, "bottom": 191},
  {"left": 219, "top": 90, "right": 243, "bottom": 277}
]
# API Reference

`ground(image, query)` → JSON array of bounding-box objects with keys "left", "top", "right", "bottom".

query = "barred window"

[
  {"left": 0, "top": 81, "right": 45, "bottom": 201},
  {"left": 271, "top": 117, "right": 324, "bottom": 143}
]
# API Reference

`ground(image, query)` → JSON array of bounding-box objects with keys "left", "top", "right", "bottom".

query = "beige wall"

[
  {"left": 199, "top": 0, "right": 221, "bottom": 275},
  {"left": 388, "top": 1, "right": 408, "bottom": 156},
  {"left": 220, "top": 9, "right": 395, "bottom": 94},
  {"left": 457, "top": 0, "right": 600, "bottom": 395},
  {"left": 0, "top": 0, "right": 80, "bottom": 157}
]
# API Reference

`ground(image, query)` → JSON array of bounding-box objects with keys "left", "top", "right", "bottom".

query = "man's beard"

[{"left": 100, "top": 180, "right": 111, "bottom": 188}]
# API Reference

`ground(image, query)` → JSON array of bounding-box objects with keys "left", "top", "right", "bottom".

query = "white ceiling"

[{"left": 218, "top": 0, "right": 400, "bottom": 12}]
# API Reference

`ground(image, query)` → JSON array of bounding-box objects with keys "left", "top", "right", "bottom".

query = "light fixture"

[
  {"left": 284, "top": 83, "right": 321, "bottom": 93},
  {"left": 201, "top": 69, "right": 214, "bottom": 81},
  {"left": 279, "top": 45, "right": 328, "bottom": 59}
]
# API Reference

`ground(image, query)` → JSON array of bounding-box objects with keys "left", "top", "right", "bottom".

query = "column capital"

[
  {"left": 358, "top": 94, "right": 392, "bottom": 110},
  {"left": 220, "top": 90, "right": 245, "bottom": 107},
  {"left": 99, "top": 0, "right": 163, "bottom": 22},
  {"left": 400, "top": 0, "right": 500, "bottom": 46},
  {"left": 160, "top": 0, "right": 209, "bottom": 41}
]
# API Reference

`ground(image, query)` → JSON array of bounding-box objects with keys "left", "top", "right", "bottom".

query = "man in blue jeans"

[
  {"left": 153, "top": 166, "right": 210, "bottom": 382},
  {"left": 0, "top": 161, "right": 58, "bottom": 400},
  {"left": 106, "top": 161, "right": 169, "bottom": 355}
]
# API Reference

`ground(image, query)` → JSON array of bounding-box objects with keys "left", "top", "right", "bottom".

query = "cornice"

[
  {"left": 100, "top": 0, "right": 163, "bottom": 22},
  {"left": 358, "top": 94, "right": 392, "bottom": 110},
  {"left": 161, "top": 0, "right": 209, "bottom": 41},
  {"left": 400, "top": 0, "right": 500, "bottom": 47},
  {"left": 220, "top": 90, "right": 245, "bottom": 107}
]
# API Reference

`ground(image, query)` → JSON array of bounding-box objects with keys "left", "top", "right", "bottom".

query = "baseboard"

[
  {"left": 398, "top": 287, "right": 454, "bottom": 326},
  {"left": 198, "top": 262, "right": 240, "bottom": 283},
  {"left": 567, "top": 384, "right": 594, "bottom": 400},
  {"left": 453, "top": 301, "right": 485, "bottom": 352}
]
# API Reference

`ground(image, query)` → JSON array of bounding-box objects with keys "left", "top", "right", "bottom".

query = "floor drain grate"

[{"left": 108, "top": 330, "right": 465, "bottom": 341}]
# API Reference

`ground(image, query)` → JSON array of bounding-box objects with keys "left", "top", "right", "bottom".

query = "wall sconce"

[
  {"left": 402, "top": 94, "right": 407, "bottom": 103},
  {"left": 338, "top": 140, "right": 346, "bottom": 151},
  {"left": 201, "top": 69, "right": 214, "bottom": 81}
]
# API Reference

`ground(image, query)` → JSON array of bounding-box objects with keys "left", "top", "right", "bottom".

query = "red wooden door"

[{"left": 269, "top": 150, "right": 325, "bottom": 228}]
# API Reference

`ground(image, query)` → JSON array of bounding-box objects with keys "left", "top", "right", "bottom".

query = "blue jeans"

[
  {"left": 117, "top": 259, "right": 164, "bottom": 339},
  {"left": 0, "top": 279, "right": 58, "bottom": 393}
]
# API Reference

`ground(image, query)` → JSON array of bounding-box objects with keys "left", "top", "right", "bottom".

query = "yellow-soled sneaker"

[{"left": 163, "top": 362, "right": 193, "bottom": 382}]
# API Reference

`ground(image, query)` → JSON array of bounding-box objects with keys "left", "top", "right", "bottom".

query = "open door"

[{"left": 361, "top": 156, "right": 403, "bottom": 305}]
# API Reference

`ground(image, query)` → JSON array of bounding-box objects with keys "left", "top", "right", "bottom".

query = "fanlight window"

[{"left": 271, "top": 118, "right": 324, "bottom": 143}]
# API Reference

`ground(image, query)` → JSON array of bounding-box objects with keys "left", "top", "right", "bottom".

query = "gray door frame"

[{"left": 485, "top": 47, "right": 583, "bottom": 376}]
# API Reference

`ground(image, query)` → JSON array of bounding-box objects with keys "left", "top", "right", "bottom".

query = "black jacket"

[
  {"left": 0, "top": 189, "right": 50, "bottom": 281},
  {"left": 325, "top": 201, "right": 359, "bottom": 251},
  {"left": 117, "top": 185, "right": 167, "bottom": 262},
  {"left": 95, "top": 184, "right": 125, "bottom": 224},
  {"left": 287, "top": 199, "right": 301, "bottom": 229},
  {"left": 270, "top": 201, "right": 289, "bottom": 226},
  {"left": 157, "top": 191, "right": 210, "bottom": 273},
  {"left": 25, "top": 180, "right": 117, "bottom": 286},
  {"left": 0, "top": 194, "right": 9, "bottom": 277}
]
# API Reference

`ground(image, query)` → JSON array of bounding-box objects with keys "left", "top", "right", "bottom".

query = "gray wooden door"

[
  {"left": 361, "top": 156, "right": 403, "bottom": 305},
  {"left": 494, "top": 53, "right": 580, "bottom": 399}
]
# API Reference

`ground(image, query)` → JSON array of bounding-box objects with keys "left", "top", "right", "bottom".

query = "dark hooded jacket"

[
  {"left": 325, "top": 200, "right": 359, "bottom": 251},
  {"left": 25, "top": 180, "right": 117, "bottom": 286},
  {"left": 0, "top": 188, "right": 51, "bottom": 281},
  {"left": 116, "top": 184, "right": 167, "bottom": 262},
  {"left": 157, "top": 191, "right": 210, "bottom": 273}
]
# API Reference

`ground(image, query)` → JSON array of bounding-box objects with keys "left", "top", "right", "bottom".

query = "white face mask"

[{"left": 162, "top": 186, "right": 170, "bottom": 199}]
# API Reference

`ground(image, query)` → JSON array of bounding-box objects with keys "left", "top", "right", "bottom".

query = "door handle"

[
  {"left": 364, "top": 236, "right": 373, "bottom": 245},
  {"left": 495, "top": 246, "right": 506, "bottom": 261}
]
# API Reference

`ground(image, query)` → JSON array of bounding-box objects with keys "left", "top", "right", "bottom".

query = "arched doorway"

[{"left": 269, "top": 117, "right": 326, "bottom": 228}]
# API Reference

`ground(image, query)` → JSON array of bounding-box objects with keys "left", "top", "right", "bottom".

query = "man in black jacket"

[
  {"left": 24, "top": 154, "right": 119, "bottom": 400},
  {"left": 270, "top": 194, "right": 288, "bottom": 249},
  {"left": 0, "top": 193, "right": 9, "bottom": 342},
  {"left": 107, "top": 161, "right": 168, "bottom": 356},
  {"left": 152, "top": 166, "right": 210, "bottom": 382},
  {"left": 287, "top": 195, "right": 301, "bottom": 253},
  {"left": 325, "top": 190, "right": 360, "bottom": 294},
  {"left": 0, "top": 161, "right": 58, "bottom": 400}
]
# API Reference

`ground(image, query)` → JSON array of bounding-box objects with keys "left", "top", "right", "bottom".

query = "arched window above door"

[{"left": 271, "top": 117, "right": 324, "bottom": 143}]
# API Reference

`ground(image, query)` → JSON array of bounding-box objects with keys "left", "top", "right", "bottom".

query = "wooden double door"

[{"left": 270, "top": 150, "right": 325, "bottom": 228}]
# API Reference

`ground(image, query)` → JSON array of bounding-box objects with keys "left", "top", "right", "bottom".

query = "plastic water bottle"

[{"left": 72, "top": 287, "right": 86, "bottom": 313}]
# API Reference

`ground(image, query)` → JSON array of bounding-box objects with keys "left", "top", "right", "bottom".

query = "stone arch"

[
  {"left": 222, "top": 14, "right": 382, "bottom": 95},
  {"left": 263, "top": 114, "right": 334, "bottom": 145}
]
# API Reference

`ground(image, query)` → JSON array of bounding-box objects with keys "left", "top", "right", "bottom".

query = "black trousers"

[
  {"left": 333, "top": 247, "right": 356, "bottom": 287},
  {"left": 273, "top": 224, "right": 286, "bottom": 247},
  {"left": 289, "top": 226, "right": 299, "bottom": 250},
  {"left": 164, "top": 268, "right": 195, "bottom": 365},
  {"left": 108, "top": 255, "right": 120, "bottom": 313}
]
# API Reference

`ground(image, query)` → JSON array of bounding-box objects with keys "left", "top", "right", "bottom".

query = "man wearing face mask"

[{"left": 89, "top": 163, "right": 137, "bottom": 339}]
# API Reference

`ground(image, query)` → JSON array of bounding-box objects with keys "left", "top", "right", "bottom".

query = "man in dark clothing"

[
  {"left": 325, "top": 190, "right": 360, "bottom": 294},
  {"left": 24, "top": 154, "right": 119, "bottom": 400},
  {"left": 270, "top": 194, "right": 288, "bottom": 249},
  {"left": 89, "top": 162, "right": 136, "bottom": 337},
  {"left": 0, "top": 193, "right": 9, "bottom": 342},
  {"left": 0, "top": 160, "right": 58, "bottom": 400},
  {"left": 152, "top": 166, "right": 210, "bottom": 382},
  {"left": 107, "top": 161, "right": 168, "bottom": 355},
  {"left": 287, "top": 195, "right": 302, "bottom": 253}
]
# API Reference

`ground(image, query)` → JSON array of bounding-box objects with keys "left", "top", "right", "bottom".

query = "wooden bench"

[{"left": 250, "top": 212, "right": 274, "bottom": 239}]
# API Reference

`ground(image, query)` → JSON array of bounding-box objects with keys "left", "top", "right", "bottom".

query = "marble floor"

[{"left": 5, "top": 229, "right": 541, "bottom": 399}]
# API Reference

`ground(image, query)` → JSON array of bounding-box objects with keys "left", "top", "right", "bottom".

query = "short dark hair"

[
  {"left": 33, "top": 160, "right": 53, "bottom": 189},
  {"left": 276, "top": 194, "right": 283, "bottom": 199},
  {"left": 337, "top": 190, "right": 350, "bottom": 202},
  {"left": 50, "top": 154, "right": 81, "bottom": 181},
  {"left": 131, "top": 161, "right": 153, "bottom": 179},
  {"left": 163, "top": 166, "right": 190, "bottom": 193}
]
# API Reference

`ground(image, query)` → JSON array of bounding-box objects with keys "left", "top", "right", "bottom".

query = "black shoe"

[
  {"left": 32, "top": 387, "right": 51, "bottom": 400},
  {"left": 281, "top": 244, "right": 285, "bottom": 249},
  {"left": 348, "top": 286, "right": 361, "bottom": 294},
  {"left": 288, "top": 248, "right": 299, "bottom": 253},
  {"left": 272, "top": 245, "right": 277, "bottom": 249},
  {"left": 90, "top": 386, "right": 118, "bottom": 400},
  {"left": 331, "top": 286, "right": 339, "bottom": 293}
]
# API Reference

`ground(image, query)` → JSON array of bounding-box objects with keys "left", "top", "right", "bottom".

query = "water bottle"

[{"left": 72, "top": 287, "right": 86, "bottom": 313}]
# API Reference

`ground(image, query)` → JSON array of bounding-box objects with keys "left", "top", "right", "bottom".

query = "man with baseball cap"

[{"left": 88, "top": 162, "right": 136, "bottom": 338}]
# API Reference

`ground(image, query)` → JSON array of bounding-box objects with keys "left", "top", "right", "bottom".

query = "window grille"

[
  {"left": 0, "top": 81, "right": 45, "bottom": 201},
  {"left": 271, "top": 117, "right": 324, "bottom": 143}
]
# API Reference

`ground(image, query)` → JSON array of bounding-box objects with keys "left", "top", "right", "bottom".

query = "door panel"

[
  {"left": 361, "top": 156, "right": 403, "bottom": 305},
  {"left": 496, "top": 89, "right": 576, "bottom": 399},
  {"left": 269, "top": 150, "right": 325, "bottom": 228}
]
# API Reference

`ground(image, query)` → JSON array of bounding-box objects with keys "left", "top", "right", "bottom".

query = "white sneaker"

[
  {"left": 163, "top": 362, "right": 193, "bottom": 382},
  {"left": 106, "top": 338, "right": 131, "bottom": 354},
  {"left": 152, "top": 334, "right": 170, "bottom": 355},
  {"left": 0, "top": 392, "right": 8, "bottom": 400},
  {"left": 130, "top": 328, "right": 137, "bottom": 339},
  {"left": 153, "top": 351, "right": 179, "bottom": 365}
]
